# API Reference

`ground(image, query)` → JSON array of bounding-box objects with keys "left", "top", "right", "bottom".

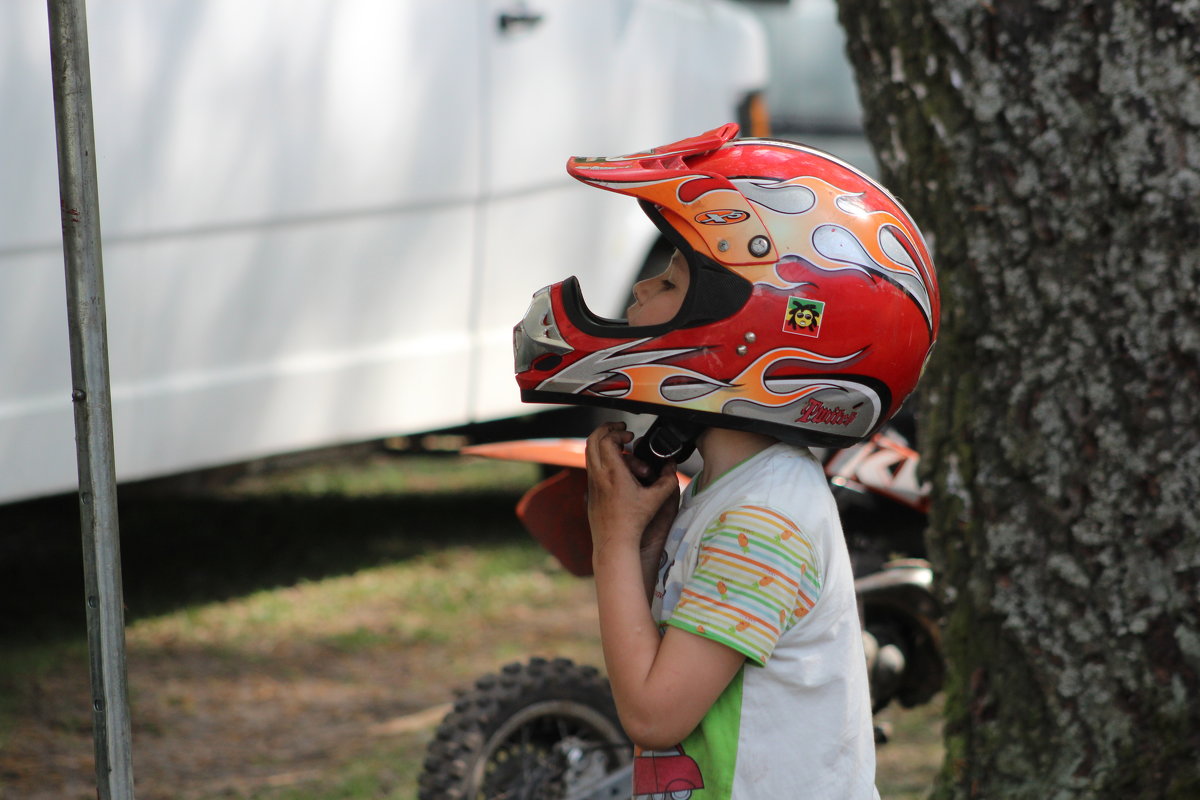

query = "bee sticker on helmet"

[{"left": 784, "top": 297, "right": 824, "bottom": 337}]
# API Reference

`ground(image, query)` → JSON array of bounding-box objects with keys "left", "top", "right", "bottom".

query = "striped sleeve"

[{"left": 665, "top": 504, "right": 822, "bottom": 666}]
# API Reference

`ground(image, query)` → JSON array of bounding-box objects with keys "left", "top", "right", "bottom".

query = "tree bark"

[{"left": 834, "top": 2, "right": 1200, "bottom": 797}]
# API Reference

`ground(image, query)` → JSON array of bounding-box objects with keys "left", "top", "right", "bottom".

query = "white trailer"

[{"left": 0, "top": 0, "right": 767, "bottom": 504}]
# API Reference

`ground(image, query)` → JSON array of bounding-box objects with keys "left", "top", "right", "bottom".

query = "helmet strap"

[{"left": 633, "top": 417, "right": 703, "bottom": 483}]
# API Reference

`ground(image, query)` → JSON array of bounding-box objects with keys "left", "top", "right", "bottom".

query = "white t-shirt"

[{"left": 635, "top": 443, "right": 878, "bottom": 800}]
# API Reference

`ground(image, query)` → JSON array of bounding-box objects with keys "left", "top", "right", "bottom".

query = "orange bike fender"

[{"left": 516, "top": 467, "right": 594, "bottom": 577}]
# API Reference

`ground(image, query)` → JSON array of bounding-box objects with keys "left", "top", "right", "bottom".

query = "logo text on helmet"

[
  {"left": 694, "top": 209, "right": 750, "bottom": 225},
  {"left": 796, "top": 398, "right": 859, "bottom": 427}
]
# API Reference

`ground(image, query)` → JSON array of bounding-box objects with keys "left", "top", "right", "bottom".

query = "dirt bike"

[{"left": 417, "top": 427, "right": 943, "bottom": 800}]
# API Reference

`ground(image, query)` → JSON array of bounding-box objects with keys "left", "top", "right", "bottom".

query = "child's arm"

[{"left": 586, "top": 422, "right": 746, "bottom": 750}]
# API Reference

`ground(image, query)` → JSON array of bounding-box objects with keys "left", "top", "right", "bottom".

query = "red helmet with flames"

[{"left": 513, "top": 124, "right": 940, "bottom": 449}]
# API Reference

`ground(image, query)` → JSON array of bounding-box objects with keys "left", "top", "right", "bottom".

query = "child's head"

[
  {"left": 626, "top": 250, "right": 690, "bottom": 327},
  {"left": 514, "top": 124, "right": 940, "bottom": 449}
]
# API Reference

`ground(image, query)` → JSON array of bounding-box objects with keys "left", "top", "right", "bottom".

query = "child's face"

[{"left": 627, "top": 250, "right": 690, "bottom": 326}]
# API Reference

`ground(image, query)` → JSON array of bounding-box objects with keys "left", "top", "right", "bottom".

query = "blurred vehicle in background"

[
  {"left": 0, "top": 0, "right": 767, "bottom": 505},
  {"left": 736, "top": 0, "right": 876, "bottom": 175}
]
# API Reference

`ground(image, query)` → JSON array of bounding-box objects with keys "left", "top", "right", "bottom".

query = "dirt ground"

[
  {"left": 1, "top": 631, "right": 946, "bottom": 800},
  {"left": 0, "top": 457, "right": 590, "bottom": 799},
  {"left": 0, "top": 585, "right": 604, "bottom": 800},
  {"left": 0, "top": 454, "right": 943, "bottom": 799}
]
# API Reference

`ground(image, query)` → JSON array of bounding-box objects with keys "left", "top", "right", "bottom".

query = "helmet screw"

[
  {"left": 718, "top": 240, "right": 730, "bottom": 252},
  {"left": 736, "top": 345, "right": 748, "bottom": 356},
  {"left": 749, "top": 235, "right": 771, "bottom": 257},
  {"left": 744, "top": 332, "right": 756, "bottom": 343}
]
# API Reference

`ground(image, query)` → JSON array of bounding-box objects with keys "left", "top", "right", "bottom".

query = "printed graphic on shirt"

[
  {"left": 666, "top": 504, "right": 821, "bottom": 665},
  {"left": 632, "top": 744, "right": 705, "bottom": 799}
]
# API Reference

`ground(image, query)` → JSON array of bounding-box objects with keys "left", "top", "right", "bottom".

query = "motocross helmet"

[{"left": 513, "top": 124, "right": 939, "bottom": 449}]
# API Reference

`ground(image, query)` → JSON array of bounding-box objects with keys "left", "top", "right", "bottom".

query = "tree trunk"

[{"left": 834, "top": 2, "right": 1200, "bottom": 797}]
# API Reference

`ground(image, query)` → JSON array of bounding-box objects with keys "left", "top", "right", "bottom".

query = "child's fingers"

[
  {"left": 586, "top": 423, "right": 638, "bottom": 484},
  {"left": 623, "top": 451, "right": 653, "bottom": 481},
  {"left": 586, "top": 422, "right": 624, "bottom": 461},
  {"left": 648, "top": 461, "right": 679, "bottom": 497}
]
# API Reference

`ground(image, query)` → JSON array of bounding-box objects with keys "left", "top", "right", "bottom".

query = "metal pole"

[{"left": 45, "top": 1, "right": 135, "bottom": 798}]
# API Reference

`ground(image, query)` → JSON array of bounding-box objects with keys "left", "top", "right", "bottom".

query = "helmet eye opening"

[
  {"left": 559, "top": 226, "right": 751, "bottom": 339},
  {"left": 560, "top": 277, "right": 685, "bottom": 339}
]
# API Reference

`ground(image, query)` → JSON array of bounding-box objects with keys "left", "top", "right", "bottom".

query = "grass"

[
  {"left": 876, "top": 696, "right": 946, "bottom": 799},
  {"left": 0, "top": 447, "right": 943, "bottom": 799}
]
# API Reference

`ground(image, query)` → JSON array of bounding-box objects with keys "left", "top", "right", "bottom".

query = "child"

[{"left": 513, "top": 124, "right": 940, "bottom": 798}]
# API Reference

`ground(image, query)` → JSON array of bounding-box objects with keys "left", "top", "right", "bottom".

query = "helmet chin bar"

[{"left": 518, "top": 389, "right": 877, "bottom": 450}]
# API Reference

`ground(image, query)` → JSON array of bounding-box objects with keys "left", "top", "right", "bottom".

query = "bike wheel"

[{"left": 418, "top": 657, "right": 632, "bottom": 800}]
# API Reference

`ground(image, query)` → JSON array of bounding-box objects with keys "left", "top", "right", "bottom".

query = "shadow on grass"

[{"left": 0, "top": 486, "right": 529, "bottom": 645}]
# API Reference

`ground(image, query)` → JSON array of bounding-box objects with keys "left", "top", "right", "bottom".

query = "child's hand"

[{"left": 585, "top": 422, "right": 679, "bottom": 564}]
